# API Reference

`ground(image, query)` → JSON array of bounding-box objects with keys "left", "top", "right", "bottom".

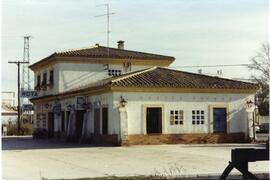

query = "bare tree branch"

[{"left": 248, "top": 42, "right": 269, "bottom": 115}]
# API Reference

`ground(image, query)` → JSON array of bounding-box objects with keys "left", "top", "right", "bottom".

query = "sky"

[{"left": 1, "top": 0, "right": 269, "bottom": 93}]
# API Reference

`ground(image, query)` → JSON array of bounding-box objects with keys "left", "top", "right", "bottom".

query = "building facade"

[{"left": 30, "top": 41, "right": 259, "bottom": 145}]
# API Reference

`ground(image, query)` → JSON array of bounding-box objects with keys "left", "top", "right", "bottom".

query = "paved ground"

[{"left": 2, "top": 136, "right": 269, "bottom": 180}]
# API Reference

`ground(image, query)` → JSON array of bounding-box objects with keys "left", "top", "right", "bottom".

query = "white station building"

[{"left": 30, "top": 41, "right": 259, "bottom": 145}]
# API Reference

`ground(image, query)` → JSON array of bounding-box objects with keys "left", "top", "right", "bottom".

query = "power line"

[{"left": 171, "top": 63, "right": 267, "bottom": 68}]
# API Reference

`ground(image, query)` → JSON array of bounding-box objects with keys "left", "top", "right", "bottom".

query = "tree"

[{"left": 248, "top": 42, "right": 270, "bottom": 115}]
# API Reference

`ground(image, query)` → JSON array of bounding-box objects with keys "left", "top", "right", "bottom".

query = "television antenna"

[{"left": 95, "top": 3, "right": 115, "bottom": 56}]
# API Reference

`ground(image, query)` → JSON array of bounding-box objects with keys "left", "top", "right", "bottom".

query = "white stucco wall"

[
  {"left": 111, "top": 92, "right": 254, "bottom": 136},
  {"left": 33, "top": 91, "right": 254, "bottom": 138},
  {"left": 33, "top": 62, "right": 151, "bottom": 95},
  {"left": 57, "top": 63, "right": 151, "bottom": 93}
]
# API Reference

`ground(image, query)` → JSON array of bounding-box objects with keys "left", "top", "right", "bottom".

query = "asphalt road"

[{"left": 2, "top": 136, "right": 269, "bottom": 180}]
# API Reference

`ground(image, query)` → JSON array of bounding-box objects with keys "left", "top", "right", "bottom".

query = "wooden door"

[
  {"left": 146, "top": 107, "right": 162, "bottom": 134},
  {"left": 213, "top": 108, "right": 227, "bottom": 133}
]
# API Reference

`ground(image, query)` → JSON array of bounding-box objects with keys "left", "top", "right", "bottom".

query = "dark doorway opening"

[
  {"left": 66, "top": 111, "right": 70, "bottom": 132},
  {"left": 102, "top": 107, "right": 108, "bottom": 134},
  {"left": 146, "top": 107, "right": 162, "bottom": 134},
  {"left": 61, "top": 111, "right": 65, "bottom": 132},
  {"left": 213, "top": 108, "right": 227, "bottom": 133},
  {"left": 94, "top": 108, "right": 100, "bottom": 135},
  {"left": 48, "top": 112, "right": 54, "bottom": 138},
  {"left": 76, "top": 110, "right": 86, "bottom": 140}
]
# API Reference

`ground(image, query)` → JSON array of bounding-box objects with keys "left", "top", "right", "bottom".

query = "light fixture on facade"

[
  {"left": 119, "top": 96, "right": 127, "bottom": 107},
  {"left": 103, "top": 64, "right": 109, "bottom": 70},
  {"left": 246, "top": 100, "right": 255, "bottom": 113},
  {"left": 66, "top": 104, "right": 72, "bottom": 111},
  {"left": 82, "top": 102, "right": 92, "bottom": 110},
  {"left": 45, "top": 103, "right": 51, "bottom": 109},
  {"left": 94, "top": 101, "right": 101, "bottom": 107}
]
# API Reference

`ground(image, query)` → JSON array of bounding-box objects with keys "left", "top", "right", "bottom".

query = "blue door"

[{"left": 213, "top": 108, "right": 227, "bottom": 133}]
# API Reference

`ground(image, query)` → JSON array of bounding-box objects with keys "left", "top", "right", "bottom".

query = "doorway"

[
  {"left": 94, "top": 108, "right": 100, "bottom": 135},
  {"left": 146, "top": 107, "right": 162, "bottom": 134},
  {"left": 213, "top": 108, "right": 227, "bottom": 133},
  {"left": 66, "top": 111, "right": 70, "bottom": 132},
  {"left": 76, "top": 110, "right": 86, "bottom": 140},
  {"left": 61, "top": 111, "right": 65, "bottom": 132},
  {"left": 102, "top": 107, "right": 108, "bottom": 135},
  {"left": 48, "top": 112, "right": 54, "bottom": 138}
]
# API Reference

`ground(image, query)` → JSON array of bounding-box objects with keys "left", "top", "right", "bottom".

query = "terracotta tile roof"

[
  {"left": 110, "top": 67, "right": 259, "bottom": 90},
  {"left": 30, "top": 67, "right": 258, "bottom": 102},
  {"left": 55, "top": 45, "right": 175, "bottom": 60},
  {"left": 29, "top": 45, "right": 175, "bottom": 70},
  {"left": 60, "top": 67, "right": 259, "bottom": 95}
]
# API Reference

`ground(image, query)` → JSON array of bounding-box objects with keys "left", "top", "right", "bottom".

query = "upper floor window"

[
  {"left": 42, "top": 72, "right": 47, "bottom": 86},
  {"left": 37, "top": 75, "right": 41, "bottom": 86},
  {"left": 192, "top": 110, "right": 205, "bottom": 125},
  {"left": 108, "top": 69, "right": 122, "bottom": 76},
  {"left": 49, "top": 70, "right": 54, "bottom": 85}
]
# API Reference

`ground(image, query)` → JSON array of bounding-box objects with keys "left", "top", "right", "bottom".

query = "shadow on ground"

[{"left": 2, "top": 136, "right": 114, "bottom": 150}]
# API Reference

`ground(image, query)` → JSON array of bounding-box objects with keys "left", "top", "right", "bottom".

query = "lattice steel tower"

[{"left": 21, "top": 36, "right": 31, "bottom": 104}]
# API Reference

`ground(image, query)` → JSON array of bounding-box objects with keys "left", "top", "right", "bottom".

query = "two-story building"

[{"left": 30, "top": 41, "right": 259, "bottom": 145}]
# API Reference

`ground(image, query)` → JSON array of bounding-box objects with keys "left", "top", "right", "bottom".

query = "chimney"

[{"left": 117, "top": 40, "right": 124, "bottom": 49}]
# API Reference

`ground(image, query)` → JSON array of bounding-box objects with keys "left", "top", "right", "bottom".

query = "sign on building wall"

[
  {"left": 21, "top": 90, "right": 39, "bottom": 98},
  {"left": 22, "top": 104, "right": 33, "bottom": 111},
  {"left": 53, "top": 103, "right": 61, "bottom": 115}
]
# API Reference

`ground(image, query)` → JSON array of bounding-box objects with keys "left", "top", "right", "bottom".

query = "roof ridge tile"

[{"left": 56, "top": 44, "right": 98, "bottom": 54}]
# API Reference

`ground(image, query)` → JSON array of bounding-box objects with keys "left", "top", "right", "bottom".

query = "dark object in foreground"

[{"left": 220, "top": 143, "right": 269, "bottom": 180}]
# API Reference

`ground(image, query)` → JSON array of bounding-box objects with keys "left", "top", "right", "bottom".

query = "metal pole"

[
  {"left": 107, "top": 4, "right": 109, "bottom": 56},
  {"left": 17, "top": 62, "right": 21, "bottom": 133},
  {"left": 253, "top": 111, "right": 256, "bottom": 142},
  {"left": 8, "top": 61, "right": 29, "bottom": 135}
]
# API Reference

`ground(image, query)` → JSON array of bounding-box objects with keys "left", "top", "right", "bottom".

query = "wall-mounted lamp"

[
  {"left": 82, "top": 102, "right": 92, "bottom": 110},
  {"left": 103, "top": 64, "right": 109, "bottom": 70},
  {"left": 94, "top": 101, "right": 101, "bottom": 107},
  {"left": 66, "top": 104, "right": 72, "bottom": 111},
  {"left": 246, "top": 100, "right": 255, "bottom": 113},
  {"left": 120, "top": 96, "right": 127, "bottom": 107},
  {"left": 45, "top": 103, "right": 52, "bottom": 109}
]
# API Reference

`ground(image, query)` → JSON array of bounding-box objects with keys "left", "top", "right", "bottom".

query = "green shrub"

[{"left": 6, "top": 123, "right": 33, "bottom": 135}]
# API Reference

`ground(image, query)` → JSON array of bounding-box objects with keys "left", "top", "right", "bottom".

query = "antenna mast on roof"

[{"left": 95, "top": 3, "right": 115, "bottom": 56}]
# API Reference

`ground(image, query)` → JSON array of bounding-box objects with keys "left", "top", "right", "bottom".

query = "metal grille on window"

[
  {"left": 192, "top": 110, "right": 204, "bottom": 125},
  {"left": 170, "top": 110, "right": 184, "bottom": 125}
]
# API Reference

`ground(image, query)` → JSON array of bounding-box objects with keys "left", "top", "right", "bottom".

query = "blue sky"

[{"left": 2, "top": 0, "right": 269, "bottom": 92}]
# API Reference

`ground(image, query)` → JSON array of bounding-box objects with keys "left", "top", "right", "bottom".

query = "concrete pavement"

[{"left": 2, "top": 136, "right": 269, "bottom": 180}]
